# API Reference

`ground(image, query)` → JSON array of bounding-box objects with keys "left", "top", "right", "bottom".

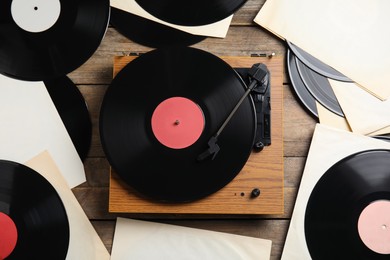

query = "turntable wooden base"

[{"left": 108, "top": 54, "right": 284, "bottom": 215}]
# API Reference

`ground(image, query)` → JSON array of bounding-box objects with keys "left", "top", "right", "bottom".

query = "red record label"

[
  {"left": 358, "top": 200, "right": 390, "bottom": 254},
  {"left": 0, "top": 212, "right": 18, "bottom": 259},
  {"left": 151, "top": 97, "right": 204, "bottom": 149}
]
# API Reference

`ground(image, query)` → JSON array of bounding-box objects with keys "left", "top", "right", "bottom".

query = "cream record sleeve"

[
  {"left": 0, "top": 75, "right": 85, "bottom": 188},
  {"left": 111, "top": 218, "right": 272, "bottom": 260},
  {"left": 282, "top": 124, "right": 390, "bottom": 259},
  {"left": 255, "top": 0, "right": 390, "bottom": 100},
  {"left": 25, "top": 151, "right": 110, "bottom": 260}
]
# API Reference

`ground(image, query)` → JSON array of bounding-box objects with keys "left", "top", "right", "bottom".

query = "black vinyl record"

[
  {"left": 374, "top": 135, "right": 390, "bottom": 142},
  {"left": 295, "top": 55, "right": 344, "bottom": 117},
  {"left": 45, "top": 76, "right": 92, "bottom": 161},
  {"left": 0, "top": 0, "right": 110, "bottom": 81},
  {"left": 286, "top": 49, "right": 318, "bottom": 117},
  {"left": 0, "top": 160, "right": 69, "bottom": 259},
  {"left": 110, "top": 7, "right": 206, "bottom": 48},
  {"left": 305, "top": 149, "right": 390, "bottom": 260},
  {"left": 135, "top": 0, "right": 247, "bottom": 26},
  {"left": 100, "top": 47, "right": 256, "bottom": 202},
  {"left": 287, "top": 41, "right": 352, "bottom": 82}
]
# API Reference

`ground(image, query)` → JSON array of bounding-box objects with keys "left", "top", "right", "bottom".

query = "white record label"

[{"left": 11, "top": 0, "right": 61, "bottom": 33}]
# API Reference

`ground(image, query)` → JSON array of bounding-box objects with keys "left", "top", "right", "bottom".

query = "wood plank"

[
  {"left": 78, "top": 157, "right": 111, "bottom": 188},
  {"left": 77, "top": 156, "right": 305, "bottom": 220},
  {"left": 91, "top": 220, "right": 115, "bottom": 253},
  {"left": 68, "top": 26, "right": 286, "bottom": 85},
  {"left": 283, "top": 85, "right": 317, "bottom": 157},
  {"left": 73, "top": 186, "right": 299, "bottom": 220},
  {"left": 232, "top": 0, "right": 265, "bottom": 25},
  {"left": 77, "top": 85, "right": 107, "bottom": 158}
]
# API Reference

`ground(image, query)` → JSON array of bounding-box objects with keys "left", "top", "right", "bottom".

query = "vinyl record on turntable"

[
  {"left": 135, "top": 0, "right": 247, "bottom": 26},
  {"left": 305, "top": 149, "right": 390, "bottom": 260},
  {"left": 100, "top": 47, "right": 256, "bottom": 202},
  {"left": 45, "top": 76, "right": 92, "bottom": 161},
  {"left": 0, "top": 0, "right": 110, "bottom": 81},
  {"left": 110, "top": 7, "right": 206, "bottom": 48},
  {"left": 0, "top": 160, "right": 69, "bottom": 259}
]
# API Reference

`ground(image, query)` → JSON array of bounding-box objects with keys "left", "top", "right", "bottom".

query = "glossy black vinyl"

[
  {"left": 110, "top": 7, "right": 206, "bottom": 48},
  {"left": 0, "top": 160, "right": 69, "bottom": 259},
  {"left": 45, "top": 76, "right": 92, "bottom": 161},
  {"left": 0, "top": 0, "right": 110, "bottom": 80},
  {"left": 305, "top": 150, "right": 390, "bottom": 260}
]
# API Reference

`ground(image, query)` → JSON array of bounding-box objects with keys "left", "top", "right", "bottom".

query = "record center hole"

[{"left": 34, "top": 6, "right": 38, "bottom": 10}]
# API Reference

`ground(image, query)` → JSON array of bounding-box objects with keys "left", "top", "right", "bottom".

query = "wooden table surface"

[{"left": 68, "top": 1, "right": 317, "bottom": 259}]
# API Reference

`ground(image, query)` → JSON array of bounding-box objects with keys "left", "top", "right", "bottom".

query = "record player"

[{"left": 102, "top": 47, "right": 284, "bottom": 215}]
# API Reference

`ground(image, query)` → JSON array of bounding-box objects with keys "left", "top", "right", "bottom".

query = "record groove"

[{"left": 100, "top": 47, "right": 256, "bottom": 202}]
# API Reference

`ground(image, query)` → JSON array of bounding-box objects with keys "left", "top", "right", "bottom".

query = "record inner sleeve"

[
  {"left": 305, "top": 149, "right": 390, "bottom": 259},
  {"left": 281, "top": 124, "right": 390, "bottom": 260}
]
